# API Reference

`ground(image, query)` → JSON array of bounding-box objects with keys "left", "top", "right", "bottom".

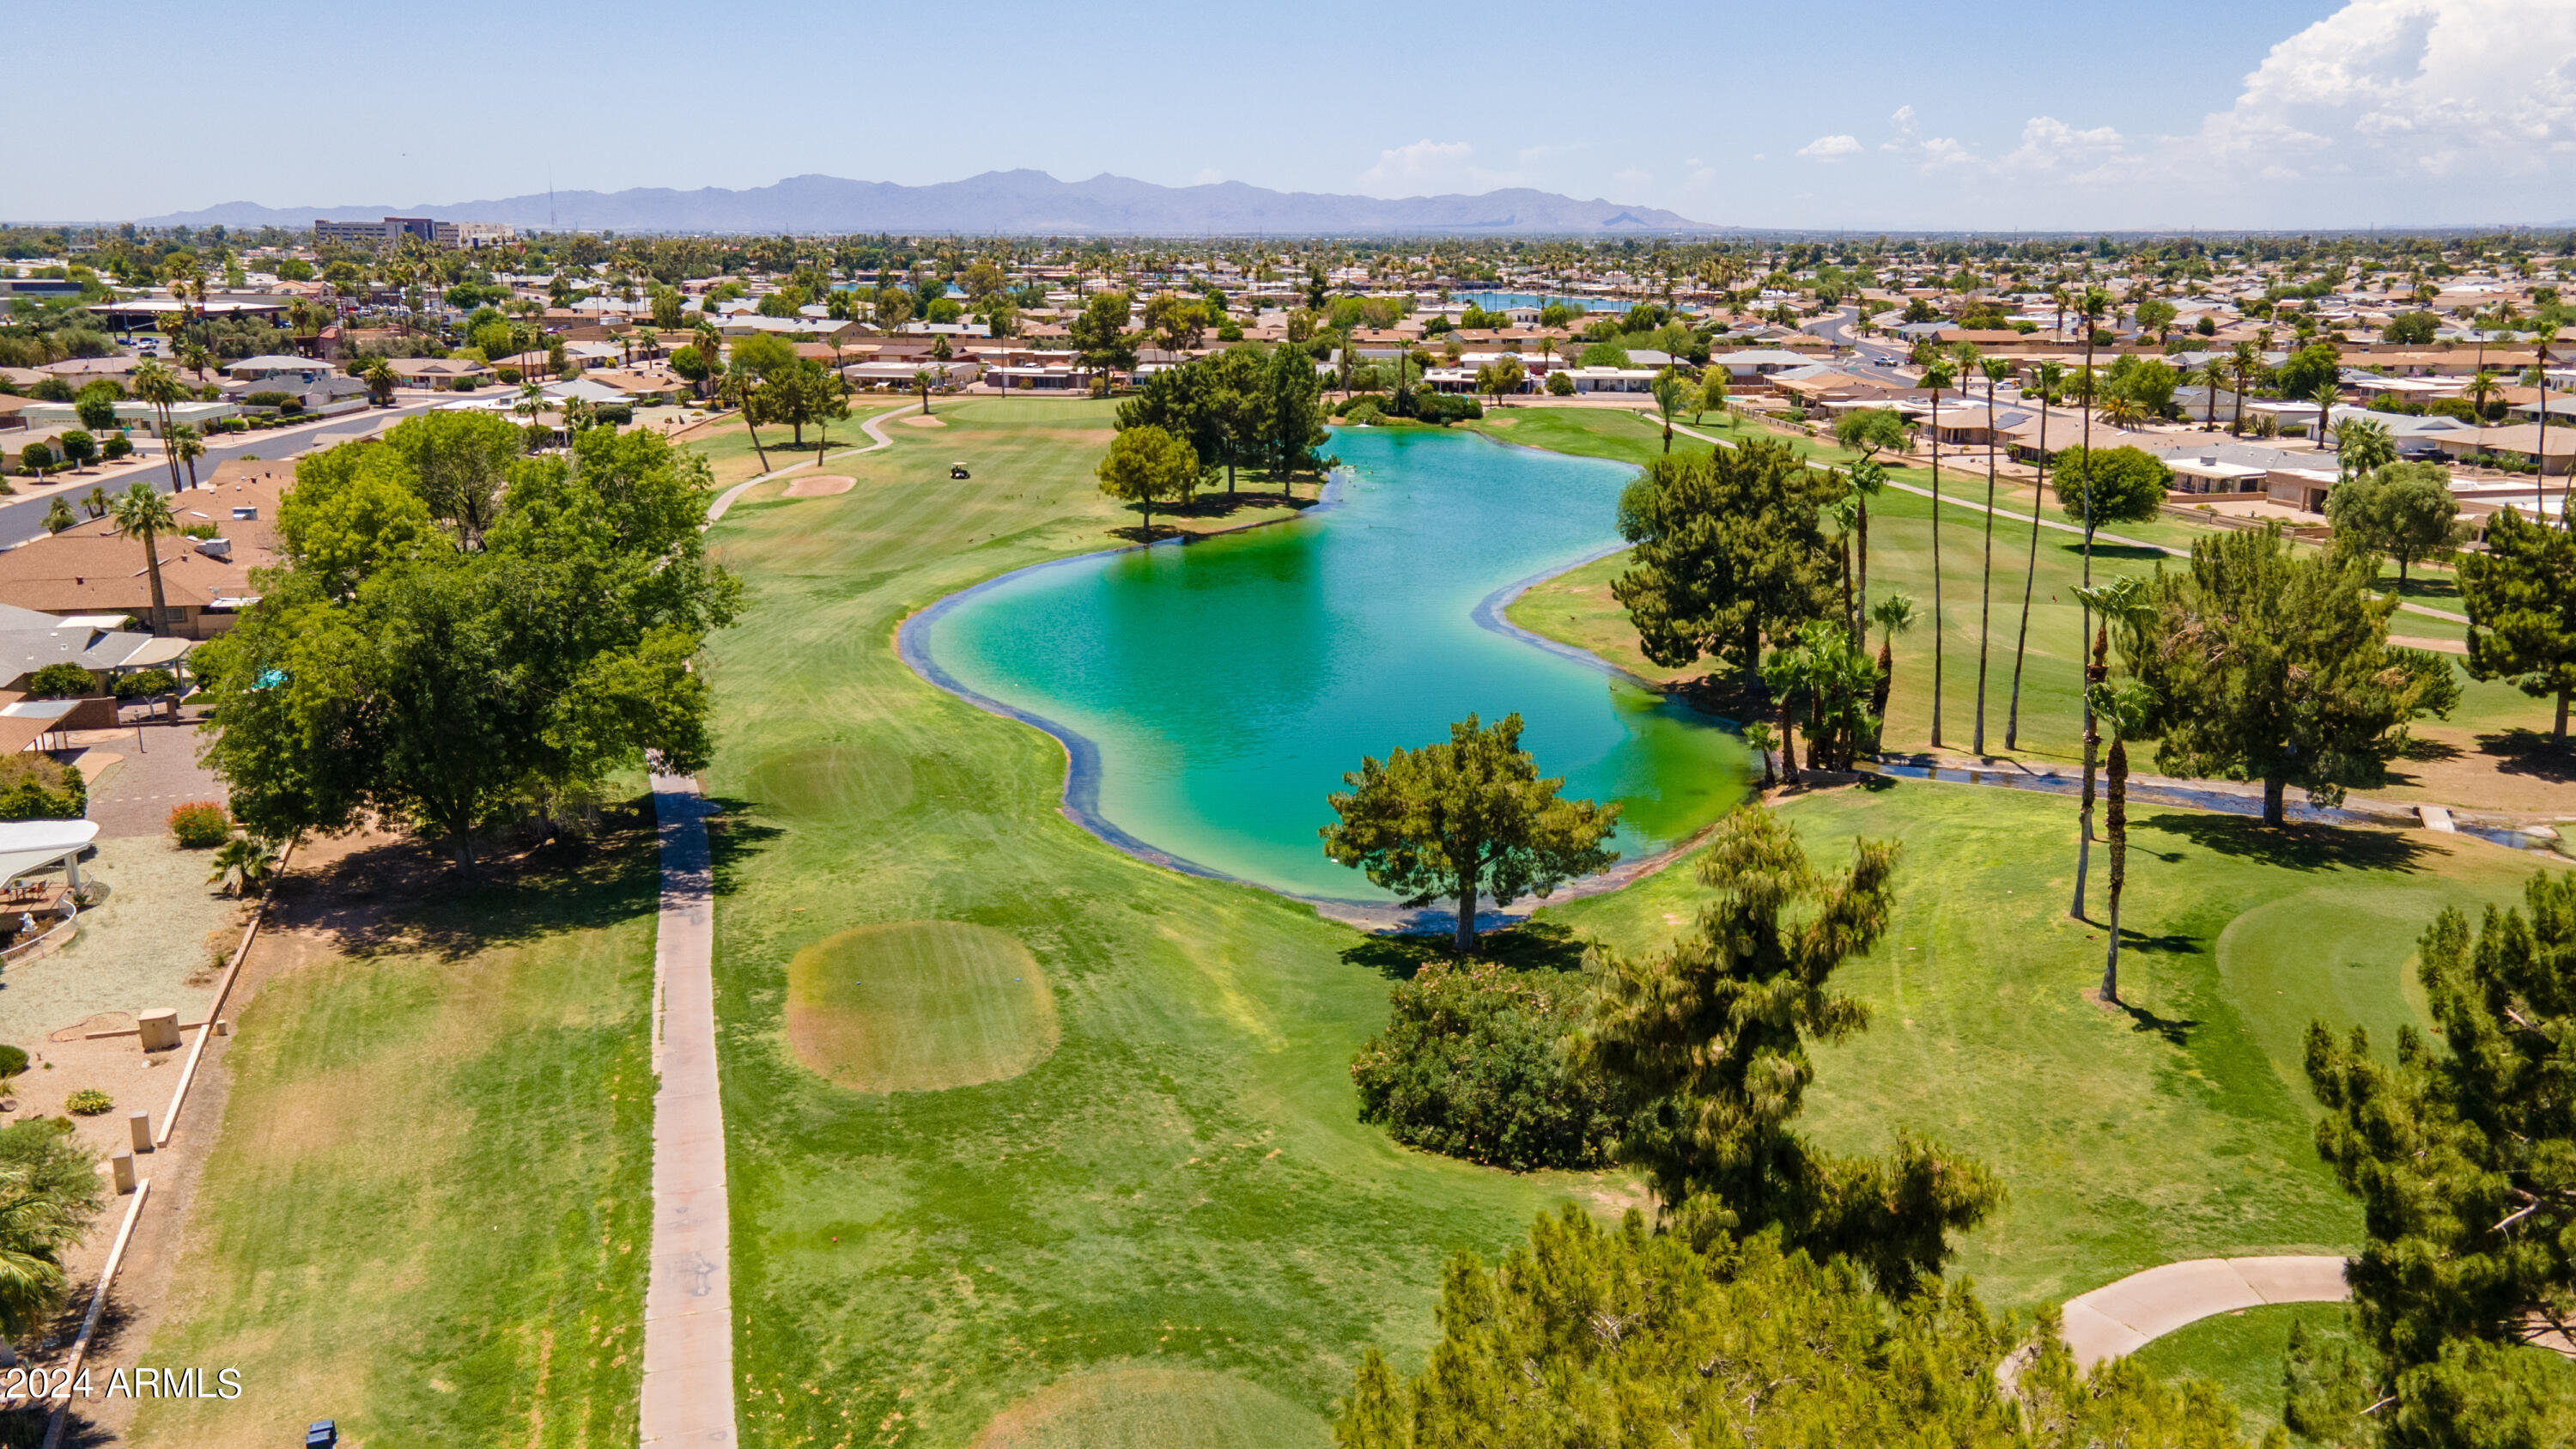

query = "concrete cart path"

[
  {"left": 706, "top": 408, "right": 898, "bottom": 523},
  {"left": 2060, "top": 1256, "right": 2348, "bottom": 1368},
  {"left": 640, "top": 773, "right": 734, "bottom": 1449},
  {"left": 1665, "top": 420, "right": 2470, "bottom": 628}
]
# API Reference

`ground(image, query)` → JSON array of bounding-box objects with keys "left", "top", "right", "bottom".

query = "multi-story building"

[{"left": 311, "top": 217, "right": 518, "bottom": 249}]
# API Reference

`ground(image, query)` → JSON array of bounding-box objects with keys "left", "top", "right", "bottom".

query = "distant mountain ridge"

[{"left": 132, "top": 170, "right": 1723, "bottom": 235}]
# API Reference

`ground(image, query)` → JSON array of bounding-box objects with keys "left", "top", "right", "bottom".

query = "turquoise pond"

[{"left": 908, "top": 426, "right": 1749, "bottom": 901}]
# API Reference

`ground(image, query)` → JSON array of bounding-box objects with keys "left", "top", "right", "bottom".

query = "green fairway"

[
  {"left": 131, "top": 830, "right": 659, "bottom": 1449},
  {"left": 967, "top": 1365, "right": 1328, "bottom": 1449},
  {"left": 787, "top": 920, "right": 1058, "bottom": 1093},
  {"left": 2128, "top": 1303, "right": 2352, "bottom": 1437},
  {"left": 696, "top": 397, "right": 1601, "bottom": 1449},
  {"left": 1540, "top": 776, "right": 2546, "bottom": 1309},
  {"left": 1483, "top": 405, "right": 2543, "bottom": 768}
]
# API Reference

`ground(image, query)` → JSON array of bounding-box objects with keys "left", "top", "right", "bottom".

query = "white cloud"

[
  {"left": 1795, "top": 133, "right": 1862, "bottom": 161},
  {"left": 1357, "top": 139, "right": 1516, "bottom": 196},
  {"left": 2000, "top": 116, "right": 2129, "bottom": 177},
  {"left": 2181, "top": 0, "right": 2576, "bottom": 181},
  {"left": 1880, "top": 104, "right": 1977, "bottom": 172}
]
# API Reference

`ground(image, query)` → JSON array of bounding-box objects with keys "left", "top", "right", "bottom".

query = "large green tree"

[
  {"left": 1611, "top": 438, "right": 1843, "bottom": 691},
  {"left": 2329, "top": 461, "right": 2460, "bottom": 588},
  {"left": 1093, "top": 423, "right": 1197, "bottom": 534},
  {"left": 196, "top": 427, "right": 738, "bottom": 874},
  {"left": 1069, "top": 290, "right": 1136, "bottom": 396},
  {"left": 2460, "top": 506, "right": 2576, "bottom": 746},
  {"left": 1336, "top": 1204, "right": 2258, "bottom": 1449},
  {"left": 2302, "top": 874, "right": 2576, "bottom": 1448},
  {"left": 2133, "top": 523, "right": 2450, "bottom": 825},
  {"left": 1321, "top": 712, "right": 1618, "bottom": 953},
  {"left": 1582, "top": 806, "right": 1999, "bottom": 1293},
  {"left": 1260, "top": 340, "right": 1326, "bottom": 489},
  {"left": 380, "top": 408, "right": 526, "bottom": 548}
]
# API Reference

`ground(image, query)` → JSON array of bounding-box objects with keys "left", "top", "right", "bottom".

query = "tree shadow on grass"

[
  {"left": 2112, "top": 993, "right": 2201, "bottom": 1048},
  {"left": 1340, "top": 919, "right": 1593, "bottom": 981},
  {"left": 2393, "top": 734, "right": 2464, "bottom": 764},
  {"left": 2137, "top": 811, "right": 2438, "bottom": 874},
  {"left": 280, "top": 799, "right": 672, "bottom": 961},
  {"left": 2476, "top": 729, "right": 2576, "bottom": 783},
  {"left": 702, "top": 795, "right": 786, "bottom": 901},
  {"left": 2051, "top": 540, "right": 2168, "bottom": 564}
]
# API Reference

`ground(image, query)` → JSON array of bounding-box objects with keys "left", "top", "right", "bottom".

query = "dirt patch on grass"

[
  {"left": 787, "top": 921, "right": 1055, "bottom": 1093},
  {"left": 971, "top": 1366, "right": 1326, "bottom": 1449},
  {"left": 2368, "top": 725, "right": 2576, "bottom": 815},
  {"left": 901, "top": 414, "right": 949, "bottom": 428},
  {"left": 783, "top": 474, "right": 855, "bottom": 497}
]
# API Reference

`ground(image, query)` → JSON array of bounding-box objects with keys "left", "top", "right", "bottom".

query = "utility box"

[
  {"left": 137, "top": 1009, "right": 179, "bottom": 1051},
  {"left": 307, "top": 1420, "right": 337, "bottom": 1448}
]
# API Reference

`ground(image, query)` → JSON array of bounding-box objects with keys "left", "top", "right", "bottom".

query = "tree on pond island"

[
  {"left": 1321, "top": 712, "right": 1618, "bottom": 953},
  {"left": 1611, "top": 438, "right": 1842, "bottom": 691}
]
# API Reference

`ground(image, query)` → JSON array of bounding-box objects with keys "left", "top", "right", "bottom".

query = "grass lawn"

[
  {"left": 696, "top": 397, "right": 1601, "bottom": 1449},
  {"left": 1542, "top": 776, "right": 2554, "bottom": 1311},
  {"left": 1480, "top": 406, "right": 2555, "bottom": 787},
  {"left": 131, "top": 826, "right": 660, "bottom": 1449},
  {"left": 2129, "top": 1303, "right": 2353, "bottom": 1438}
]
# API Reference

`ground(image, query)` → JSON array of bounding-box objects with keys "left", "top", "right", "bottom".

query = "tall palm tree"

[
  {"left": 2228, "top": 341, "right": 2259, "bottom": 437},
  {"left": 2091, "top": 679, "right": 2160, "bottom": 1005},
  {"left": 1868, "top": 592, "right": 1917, "bottom": 721},
  {"left": 1972, "top": 356, "right": 2012, "bottom": 754},
  {"left": 2066, "top": 284, "right": 2111, "bottom": 916},
  {"left": 2198, "top": 359, "right": 2227, "bottom": 430},
  {"left": 1825, "top": 496, "right": 1861, "bottom": 637},
  {"left": 131, "top": 360, "right": 188, "bottom": 493},
  {"left": 2004, "top": 361, "right": 2066, "bottom": 750},
  {"left": 1921, "top": 356, "right": 1958, "bottom": 749},
  {"left": 2069, "top": 576, "right": 2152, "bottom": 920},
  {"left": 165, "top": 423, "right": 204, "bottom": 490},
  {"left": 1649, "top": 369, "right": 1685, "bottom": 454},
  {"left": 2533, "top": 323, "right": 2558, "bottom": 523},
  {"left": 107, "top": 481, "right": 177, "bottom": 636},
  {"left": 1832, "top": 408, "right": 1908, "bottom": 624}
]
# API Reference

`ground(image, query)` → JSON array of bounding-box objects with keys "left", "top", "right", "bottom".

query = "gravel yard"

[{"left": 0, "top": 836, "right": 246, "bottom": 1052}]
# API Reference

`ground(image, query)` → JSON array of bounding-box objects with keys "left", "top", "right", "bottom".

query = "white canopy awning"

[{"left": 0, "top": 819, "right": 96, "bottom": 883}]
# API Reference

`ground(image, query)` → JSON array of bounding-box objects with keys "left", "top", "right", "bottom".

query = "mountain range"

[{"left": 135, "top": 170, "right": 1722, "bottom": 236}]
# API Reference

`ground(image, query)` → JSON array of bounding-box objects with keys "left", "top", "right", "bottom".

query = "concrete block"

[
  {"left": 110, "top": 1151, "right": 135, "bottom": 1194},
  {"left": 137, "top": 1008, "right": 180, "bottom": 1051},
  {"left": 127, "top": 1111, "right": 150, "bottom": 1153}
]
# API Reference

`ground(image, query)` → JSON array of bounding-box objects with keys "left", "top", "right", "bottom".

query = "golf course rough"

[
  {"left": 787, "top": 919, "right": 1059, "bottom": 1092},
  {"left": 969, "top": 1365, "right": 1329, "bottom": 1449}
]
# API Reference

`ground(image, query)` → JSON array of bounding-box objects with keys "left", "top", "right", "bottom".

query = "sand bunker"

[
  {"left": 782, "top": 475, "right": 854, "bottom": 497},
  {"left": 901, "top": 414, "right": 948, "bottom": 428}
]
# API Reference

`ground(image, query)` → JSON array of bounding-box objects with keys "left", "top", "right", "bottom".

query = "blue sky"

[{"left": 17, "top": 0, "right": 2572, "bottom": 229}]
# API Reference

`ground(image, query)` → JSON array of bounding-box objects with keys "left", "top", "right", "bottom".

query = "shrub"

[
  {"left": 167, "top": 800, "right": 232, "bottom": 848},
  {"left": 112, "top": 669, "right": 175, "bottom": 700},
  {"left": 1546, "top": 372, "right": 1575, "bottom": 396},
  {"left": 17, "top": 441, "right": 53, "bottom": 474},
  {"left": 242, "top": 390, "right": 296, "bottom": 409},
  {"left": 24, "top": 663, "right": 92, "bottom": 698},
  {"left": 0, "top": 753, "right": 84, "bottom": 821},
  {"left": 100, "top": 433, "right": 131, "bottom": 460},
  {"left": 0, "top": 1046, "right": 26, "bottom": 1082},
  {"left": 64, "top": 1089, "right": 112, "bottom": 1116},
  {"left": 1350, "top": 959, "right": 1630, "bottom": 1171}
]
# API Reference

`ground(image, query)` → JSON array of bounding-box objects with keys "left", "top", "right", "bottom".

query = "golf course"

[{"left": 686, "top": 395, "right": 2567, "bottom": 1445}]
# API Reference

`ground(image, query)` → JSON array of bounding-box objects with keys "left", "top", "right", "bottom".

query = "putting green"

[
  {"left": 743, "top": 744, "right": 916, "bottom": 822},
  {"left": 971, "top": 1366, "right": 1329, "bottom": 1449},
  {"left": 2215, "top": 882, "right": 2448, "bottom": 1099},
  {"left": 787, "top": 920, "right": 1057, "bottom": 1092}
]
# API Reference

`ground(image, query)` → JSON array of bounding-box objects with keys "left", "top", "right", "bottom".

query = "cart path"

[
  {"left": 2060, "top": 1255, "right": 2348, "bottom": 1368},
  {"left": 706, "top": 408, "right": 899, "bottom": 522},
  {"left": 639, "top": 773, "right": 734, "bottom": 1448}
]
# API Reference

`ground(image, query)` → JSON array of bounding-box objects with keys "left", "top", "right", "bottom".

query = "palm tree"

[
  {"left": 107, "top": 481, "right": 176, "bottom": 636},
  {"left": 1972, "top": 356, "right": 2013, "bottom": 755},
  {"left": 165, "top": 423, "right": 204, "bottom": 490},
  {"left": 0, "top": 1145, "right": 105, "bottom": 1365},
  {"left": 1649, "top": 368, "right": 1685, "bottom": 453},
  {"left": 1825, "top": 496, "right": 1861, "bottom": 636},
  {"left": 2464, "top": 367, "right": 2501, "bottom": 425},
  {"left": 2090, "top": 679, "right": 2161, "bottom": 1005},
  {"left": 2102, "top": 393, "right": 2148, "bottom": 430},
  {"left": 718, "top": 365, "right": 771, "bottom": 472},
  {"left": 177, "top": 339, "right": 211, "bottom": 385},
  {"left": 2533, "top": 324, "right": 2558, "bottom": 523},
  {"left": 1832, "top": 409, "right": 1908, "bottom": 623},
  {"left": 2065, "top": 286, "right": 2112, "bottom": 899},
  {"left": 131, "top": 360, "right": 188, "bottom": 493},
  {"left": 209, "top": 836, "right": 272, "bottom": 897},
  {"left": 691, "top": 320, "right": 723, "bottom": 399},
  {"left": 2005, "top": 361, "right": 2068, "bottom": 751},
  {"left": 2228, "top": 341, "right": 2259, "bottom": 437},
  {"left": 1868, "top": 592, "right": 1917, "bottom": 721},
  {"left": 1921, "top": 356, "right": 1957, "bottom": 749},
  {"left": 914, "top": 368, "right": 935, "bottom": 416},
  {"left": 2198, "top": 360, "right": 2227, "bottom": 430},
  {"left": 2337, "top": 416, "right": 2395, "bottom": 483},
  {"left": 1741, "top": 720, "right": 1780, "bottom": 790},
  {"left": 2068, "top": 575, "right": 2152, "bottom": 920}
]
